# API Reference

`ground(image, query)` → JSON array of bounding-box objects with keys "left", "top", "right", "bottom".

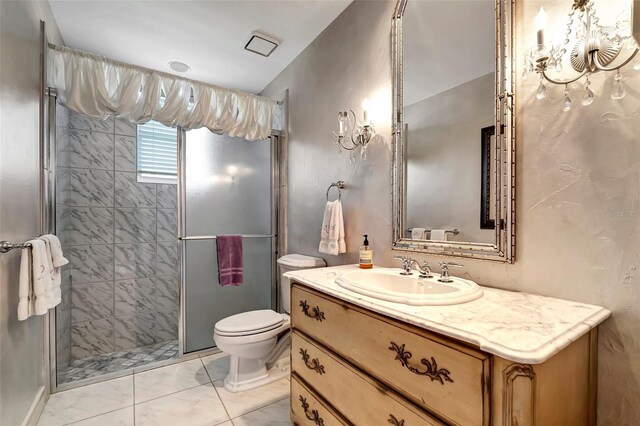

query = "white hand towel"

[
  {"left": 18, "top": 246, "right": 35, "bottom": 321},
  {"left": 411, "top": 228, "right": 426, "bottom": 240},
  {"left": 319, "top": 201, "right": 335, "bottom": 255},
  {"left": 17, "top": 239, "right": 63, "bottom": 320},
  {"left": 335, "top": 200, "right": 346, "bottom": 254},
  {"left": 319, "top": 200, "right": 346, "bottom": 255},
  {"left": 29, "top": 239, "right": 57, "bottom": 316},
  {"left": 430, "top": 229, "right": 447, "bottom": 241},
  {"left": 40, "top": 234, "right": 68, "bottom": 267},
  {"left": 39, "top": 237, "right": 62, "bottom": 306}
]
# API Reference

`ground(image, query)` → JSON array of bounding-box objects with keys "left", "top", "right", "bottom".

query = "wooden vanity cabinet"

[{"left": 289, "top": 282, "right": 598, "bottom": 426}]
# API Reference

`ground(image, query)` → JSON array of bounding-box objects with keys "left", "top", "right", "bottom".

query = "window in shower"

[{"left": 137, "top": 120, "right": 178, "bottom": 184}]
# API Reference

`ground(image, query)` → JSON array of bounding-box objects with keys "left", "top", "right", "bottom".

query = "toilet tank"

[{"left": 277, "top": 254, "right": 326, "bottom": 314}]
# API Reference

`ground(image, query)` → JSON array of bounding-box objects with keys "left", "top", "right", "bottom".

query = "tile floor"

[
  {"left": 39, "top": 353, "right": 291, "bottom": 426},
  {"left": 59, "top": 341, "right": 179, "bottom": 384}
]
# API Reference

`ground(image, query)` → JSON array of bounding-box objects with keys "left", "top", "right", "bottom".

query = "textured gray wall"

[
  {"left": 0, "top": 2, "right": 63, "bottom": 424},
  {"left": 405, "top": 73, "right": 495, "bottom": 243},
  {"left": 263, "top": 1, "right": 395, "bottom": 265},
  {"left": 261, "top": 1, "right": 640, "bottom": 423}
]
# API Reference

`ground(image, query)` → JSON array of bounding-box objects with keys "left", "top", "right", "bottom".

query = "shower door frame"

[{"left": 177, "top": 129, "right": 282, "bottom": 356}]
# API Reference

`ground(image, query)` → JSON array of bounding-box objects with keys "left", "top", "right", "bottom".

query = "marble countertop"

[{"left": 285, "top": 265, "right": 611, "bottom": 364}]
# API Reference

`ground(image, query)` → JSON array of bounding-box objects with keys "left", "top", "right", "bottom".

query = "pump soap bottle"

[{"left": 359, "top": 235, "right": 373, "bottom": 269}]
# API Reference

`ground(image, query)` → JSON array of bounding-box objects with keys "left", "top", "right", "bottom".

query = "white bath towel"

[
  {"left": 40, "top": 234, "right": 68, "bottom": 268},
  {"left": 411, "top": 228, "right": 426, "bottom": 240},
  {"left": 39, "top": 236, "right": 62, "bottom": 305},
  {"left": 319, "top": 200, "right": 346, "bottom": 256},
  {"left": 17, "top": 239, "right": 60, "bottom": 320},
  {"left": 430, "top": 229, "right": 447, "bottom": 241},
  {"left": 17, "top": 246, "right": 35, "bottom": 321}
]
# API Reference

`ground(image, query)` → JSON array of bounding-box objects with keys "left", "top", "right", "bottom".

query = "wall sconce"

[
  {"left": 524, "top": 0, "right": 639, "bottom": 110},
  {"left": 333, "top": 98, "right": 375, "bottom": 163}
]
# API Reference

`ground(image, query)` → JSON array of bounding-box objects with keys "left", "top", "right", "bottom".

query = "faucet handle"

[
  {"left": 393, "top": 255, "right": 414, "bottom": 275},
  {"left": 439, "top": 261, "right": 463, "bottom": 269},
  {"left": 438, "top": 261, "right": 463, "bottom": 283},
  {"left": 393, "top": 255, "right": 413, "bottom": 266},
  {"left": 393, "top": 255, "right": 411, "bottom": 261}
]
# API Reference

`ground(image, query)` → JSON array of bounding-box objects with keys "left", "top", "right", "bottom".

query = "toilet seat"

[
  {"left": 214, "top": 309, "right": 286, "bottom": 337},
  {"left": 214, "top": 314, "right": 290, "bottom": 346}
]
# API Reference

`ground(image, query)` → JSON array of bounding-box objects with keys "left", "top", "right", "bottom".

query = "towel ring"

[{"left": 326, "top": 181, "right": 345, "bottom": 201}]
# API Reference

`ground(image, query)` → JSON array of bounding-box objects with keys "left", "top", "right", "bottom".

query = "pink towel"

[{"left": 216, "top": 235, "right": 243, "bottom": 286}]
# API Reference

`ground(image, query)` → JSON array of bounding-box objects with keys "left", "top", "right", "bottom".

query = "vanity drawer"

[
  {"left": 291, "top": 283, "right": 490, "bottom": 426},
  {"left": 291, "top": 373, "right": 348, "bottom": 426},
  {"left": 293, "top": 331, "right": 443, "bottom": 426}
]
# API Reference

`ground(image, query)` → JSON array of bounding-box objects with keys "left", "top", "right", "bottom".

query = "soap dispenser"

[{"left": 359, "top": 235, "right": 373, "bottom": 269}]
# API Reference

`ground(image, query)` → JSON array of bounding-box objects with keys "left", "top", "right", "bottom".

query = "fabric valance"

[{"left": 47, "top": 44, "right": 280, "bottom": 141}]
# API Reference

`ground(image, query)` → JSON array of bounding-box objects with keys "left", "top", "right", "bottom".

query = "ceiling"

[
  {"left": 403, "top": 1, "right": 495, "bottom": 106},
  {"left": 48, "top": 0, "right": 352, "bottom": 94}
]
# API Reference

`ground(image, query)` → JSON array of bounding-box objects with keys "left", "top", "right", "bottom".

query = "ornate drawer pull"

[
  {"left": 300, "top": 348, "right": 326, "bottom": 375},
  {"left": 388, "top": 414, "right": 405, "bottom": 426},
  {"left": 299, "top": 300, "right": 326, "bottom": 322},
  {"left": 388, "top": 341, "right": 454, "bottom": 385},
  {"left": 299, "top": 395, "right": 325, "bottom": 426}
]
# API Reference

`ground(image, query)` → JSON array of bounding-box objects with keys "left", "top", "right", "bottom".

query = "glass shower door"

[{"left": 181, "top": 128, "right": 276, "bottom": 353}]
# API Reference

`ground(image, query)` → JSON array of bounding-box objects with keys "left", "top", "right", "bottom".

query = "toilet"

[{"left": 213, "top": 254, "right": 326, "bottom": 392}]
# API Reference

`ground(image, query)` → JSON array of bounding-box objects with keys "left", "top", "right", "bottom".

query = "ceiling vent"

[{"left": 244, "top": 32, "right": 279, "bottom": 57}]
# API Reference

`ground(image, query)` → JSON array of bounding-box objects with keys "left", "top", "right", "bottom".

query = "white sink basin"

[{"left": 336, "top": 268, "right": 483, "bottom": 306}]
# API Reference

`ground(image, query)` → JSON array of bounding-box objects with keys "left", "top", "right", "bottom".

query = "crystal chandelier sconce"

[
  {"left": 333, "top": 98, "right": 375, "bottom": 163},
  {"left": 524, "top": 0, "right": 639, "bottom": 110}
]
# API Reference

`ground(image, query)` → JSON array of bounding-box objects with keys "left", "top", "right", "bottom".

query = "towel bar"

[
  {"left": 179, "top": 234, "right": 276, "bottom": 241},
  {"left": 0, "top": 240, "right": 33, "bottom": 254},
  {"left": 326, "top": 181, "right": 345, "bottom": 201},
  {"left": 405, "top": 228, "right": 459, "bottom": 235}
]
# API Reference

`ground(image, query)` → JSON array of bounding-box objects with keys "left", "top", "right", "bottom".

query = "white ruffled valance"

[{"left": 47, "top": 44, "right": 280, "bottom": 141}]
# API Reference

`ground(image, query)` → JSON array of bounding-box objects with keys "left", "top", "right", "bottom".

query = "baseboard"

[{"left": 21, "top": 386, "right": 47, "bottom": 426}]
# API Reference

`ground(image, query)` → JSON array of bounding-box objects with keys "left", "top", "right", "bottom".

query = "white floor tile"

[
  {"left": 134, "top": 358, "right": 210, "bottom": 403},
  {"left": 38, "top": 376, "right": 133, "bottom": 426},
  {"left": 135, "top": 384, "right": 230, "bottom": 426},
  {"left": 231, "top": 398, "right": 290, "bottom": 426},
  {"left": 214, "top": 378, "right": 290, "bottom": 418},
  {"left": 201, "top": 353, "right": 230, "bottom": 382},
  {"left": 67, "top": 407, "right": 134, "bottom": 426}
]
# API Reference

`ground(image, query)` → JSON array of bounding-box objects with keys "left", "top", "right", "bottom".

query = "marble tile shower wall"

[{"left": 56, "top": 110, "right": 179, "bottom": 361}]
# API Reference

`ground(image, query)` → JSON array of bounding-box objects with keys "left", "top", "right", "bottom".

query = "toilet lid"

[
  {"left": 277, "top": 254, "right": 326, "bottom": 268},
  {"left": 215, "top": 310, "right": 284, "bottom": 335}
]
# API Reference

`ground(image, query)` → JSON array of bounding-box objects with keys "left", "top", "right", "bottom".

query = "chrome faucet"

[
  {"left": 438, "top": 261, "right": 463, "bottom": 283},
  {"left": 393, "top": 256, "right": 433, "bottom": 278}
]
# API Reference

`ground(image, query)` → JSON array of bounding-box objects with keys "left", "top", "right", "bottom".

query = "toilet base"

[{"left": 223, "top": 356, "right": 290, "bottom": 393}]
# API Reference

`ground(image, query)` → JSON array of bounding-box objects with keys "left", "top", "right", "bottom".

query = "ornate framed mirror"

[{"left": 391, "top": 0, "right": 515, "bottom": 262}]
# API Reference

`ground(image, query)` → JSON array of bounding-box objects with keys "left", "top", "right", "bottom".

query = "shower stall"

[{"left": 48, "top": 93, "right": 284, "bottom": 390}]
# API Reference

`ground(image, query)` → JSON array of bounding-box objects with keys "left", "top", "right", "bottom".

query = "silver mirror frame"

[
  {"left": 391, "top": 0, "right": 516, "bottom": 262},
  {"left": 634, "top": 0, "right": 640, "bottom": 45}
]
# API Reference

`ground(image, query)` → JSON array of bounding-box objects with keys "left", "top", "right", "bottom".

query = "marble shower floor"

[
  {"left": 41, "top": 353, "right": 291, "bottom": 426},
  {"left": 59, "top": 340, "right": 179, "bottom": 384}
]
